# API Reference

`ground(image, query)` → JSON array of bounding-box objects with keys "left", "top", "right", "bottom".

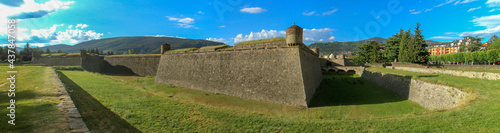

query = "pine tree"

[
  {"left": 487, "top": 35, "right": 499, "bottom": 44},
  {"left": 412, "top": 23, "right": 429, "bottom": 63},
  {"left": 398, "top": 29, "right": 412, "bottom": 62},
  {"left": 46, "top": 48, "right": 51, "bottom": 53},
  {"left": 384, "top": 29, "right": 403, "bottom": 62}
]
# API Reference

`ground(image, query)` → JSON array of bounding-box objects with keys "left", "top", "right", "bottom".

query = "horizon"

[{"left": 1, "top": 0, "right": 500, "bottom": 48}]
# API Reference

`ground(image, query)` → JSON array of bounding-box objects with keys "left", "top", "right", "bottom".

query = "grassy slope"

[
  {"left": 435, "top": 68, "right": 500, "bottom": 73},
  {"left": 234, "top": 37, "right": 285, "bottom": 46},
  {"left": 366, "top": 67, "right": 500, "bottom": 131},
  {"left": 0, "top": 66, "right": 68, "bottom": 132},
  {"left": 55, "top": 70, "right": 449, "bottom": 132}
]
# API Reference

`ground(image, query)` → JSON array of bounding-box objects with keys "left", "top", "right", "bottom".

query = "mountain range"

[
  {"left": 38, "top": 36, "right": 447, "bottom": 55},
  {"left": 42, "top": 37, "right": 225, "bottom": 54}
]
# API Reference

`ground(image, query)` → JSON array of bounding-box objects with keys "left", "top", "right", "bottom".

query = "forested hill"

[
  {"left": 309, "top": 37, "right": 448, "bottom": 55},
  {"left": 309, "top": 37, "right": 387, "bottom": 55},
  {"left": 42, "top": 37, "right": 225, "bottom": 54}
]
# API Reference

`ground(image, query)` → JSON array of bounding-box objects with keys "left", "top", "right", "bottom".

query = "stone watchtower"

[
  {"left": 286, "top": 23, "right": 304, "bottom": 46},
  {"left": 161, "top": 42, "right": 171, "bottom": 54}
]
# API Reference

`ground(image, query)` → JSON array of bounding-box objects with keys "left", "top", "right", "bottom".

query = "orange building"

[{"left": 428, "top": 43, "right": 460, "bottom": 55}]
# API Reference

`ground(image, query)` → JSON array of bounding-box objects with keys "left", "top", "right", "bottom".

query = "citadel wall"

[
  {"left": 358, "top": 69, "right": 469, "bottom": 110},
  {"left": 155, "top": 46, "right": 322, "bottom": 107},
  {"left": 103, "top": 55, "right": 161, "bottom": 76},
  {"left": 31, "top": 55, "right": 81, "bottom": 66}
]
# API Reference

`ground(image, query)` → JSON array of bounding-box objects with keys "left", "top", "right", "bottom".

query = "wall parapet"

[
  {"left": 393, "top": 67, "right": 500, "bottom": 80},
  {"left": 234, "top": 41, "right": 286, "bottom": 50},
  {"left": 358, "top": 69, "right": 469, "bottom": 110}
]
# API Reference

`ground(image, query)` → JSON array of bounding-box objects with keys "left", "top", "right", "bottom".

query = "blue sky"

[{"left": 1, "top": 0, "right": 500, "bottom": 47}]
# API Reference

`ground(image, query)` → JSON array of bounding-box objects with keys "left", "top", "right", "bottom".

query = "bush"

[{"left": 429, "top": 50, "right": 499, "bottom": 65}]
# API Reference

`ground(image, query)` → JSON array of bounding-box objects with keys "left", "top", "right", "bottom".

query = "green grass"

[
  {"left": 199, "top": 44, "right": 230, "bottom": 50},
  {"left": 105, "top": 54, "right": 161, "bottom": 57},
  {"left": 435, "top": 68, "right": 500, "bottom": 73},
  {"left": 234, "top": 37, "right": 285, "bottom": 46},
  {"left": 217, "top": 47, "right": 234, "bottom": 51},
  {"left": 54, "top": 69, "right": 442, "bottom": 132},
  {"left": 41, "top": 53, "right": 79, "bottom": 56},
  {"left": 165, "top": 48, "right": 198, "bottom": 53},
  {"left": 5, "top": 66, "right": 499, "bottom": 132},
  {"left": 0, "top": 66, "right": 69, "bottom": 132}
]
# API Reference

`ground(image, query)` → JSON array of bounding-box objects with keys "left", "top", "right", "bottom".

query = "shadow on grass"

[
  {"left": 0, "top": 90, "right": 53, "bottom": 105},
  {"left": 55, "top": 71, "right": 142, "bottom": 133},
  {"left": 309, "top": 72, "right": 407, "bottom": 107},
  {"left": 417, "top": 75, "right": 438, "bottom": 77}
]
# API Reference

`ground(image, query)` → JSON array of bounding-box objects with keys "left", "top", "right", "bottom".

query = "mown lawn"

[
  {"left": 54, "top": 68, "right": 500, "bottom": 132},
  {"left": 435, "top": 68, "right": 500, "bottom": 73},
  {"left": 0, "top": 66, "right": 68, "bottom": 133}
]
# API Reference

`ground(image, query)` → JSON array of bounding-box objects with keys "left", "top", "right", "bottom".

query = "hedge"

[{"left": 429, "top": 50, "right": 500, "bottom": 65}]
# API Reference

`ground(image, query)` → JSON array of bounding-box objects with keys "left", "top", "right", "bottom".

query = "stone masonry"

[
  {"left": 155, "top": 24, "right": 323, "bottom": 107},
  {"left": 393, "top": 67, "right": 500, "bottom": 80},
  {"left": 358, "top": 69, "right": 469, "bottom": 110}
]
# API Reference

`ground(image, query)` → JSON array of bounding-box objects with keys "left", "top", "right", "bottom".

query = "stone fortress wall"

[
  {"left": 103, "top": 55, "right": 160, "bottom": 76},
  {"left": 155, "top": 24, "right": 323, "bottom": 107},
  {"left": 357, "top": 68, "right": 469, "bottom": 110},
  {"left": 33, "top": 52, "right": 161, "bottom": 76},
  {"left": 31, "top": 55, "right": 81, "bottom": 66}
]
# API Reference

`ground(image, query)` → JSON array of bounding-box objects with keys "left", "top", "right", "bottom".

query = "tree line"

[
  {"left": 429, "top": 38, "right": 500, "bottom": 65},
  {"left": 352, "top": 23, "right": 429, "bottom": 65}
]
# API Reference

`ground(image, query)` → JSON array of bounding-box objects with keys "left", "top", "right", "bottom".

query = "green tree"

[
  {"left": 57, "top": 49, "right": 63, "bottom": 53},
  {"left": 489, "top": 38, "right": 500, "bottom": 50},
  {"left": 384, "top": 29, "right": 403, "bottom": 62},
  {"left": 464, "top": 36, "right": 483, "bottom": 52},
  {"left": 45, "top": 48, "right": 51, "bottom": 53},
  {"left": 352, "top": 41, "right": 383, "bottom": 65},
  {"left": 398, "top": 28, "right": 412, "bottom": 62},
  {"left": 128, "top": 49, "right": 136, "bottom": 54},
  {"left": 412, "top": 23, "right": 429, "bottom": 63},
  {"left": 398, "top": 23, "right": 429, "bottom": 63},
  {"left": 487, "top": 35, "right": 499, "bottom": 44}
]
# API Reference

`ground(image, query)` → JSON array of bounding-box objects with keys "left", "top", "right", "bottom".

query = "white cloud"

[
  {"left": 68, "top": 25, "right": 73, "bottom": 28},
  {"left": 146, "top": 35, "right": 186, "bottom": 39},
  {"left": 409, "top": 9, "right": 421, "bottom": 14},
  {"left": 489, "top": 8, "right": 500, "bottom": 12},
  {"left": 303, "top": 11, "right": 315, "bottom": 16},
  {"left": 322, "top": 9, "right": 338, "bottom": 16},
  {"left": 436, "top": 0, "right": 456, "bottom": 7},
  {"left": 487, "top": 0, "right": 500, "bottom": 7},
  {"left": 219, "top": 25, "right": 225, "bottom": 28},
  {"left": 75, "top": 24, "right": 88, "bottom": 29},
  {"left": 0, "top": 0, "right": 75, "bottom": 36},
  {"left": 458, "top": 14, "right": 500, "bottom": 37},
  {"left": 206, "top": 37, "right": 227, "bottom": 43},
  {"left": 425, "top": 9, "right": 433, "bottom": 12},
  {"left": 430, "top": 36, "right": 461, "bottom": 39},
  {"left": 454, "top": 0, "right": 477, "bottom": 5},
  {"left": 166, "top": 16, "right": 197, "bottom": 29},
  {"left": 467, "top": 6, "right": 482, "bottom": 12},
  {"left": 17, "top": 23, "right": 103, "bottom": 45},
  {"left": 197, "top": 11, "right": 204, "bottom": 14},
  {"left": 233, "top": 28, "right": 335, "bottom": 43},
  {"left": 240, "top": 7, "right": 267, "bottom": 14}
]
